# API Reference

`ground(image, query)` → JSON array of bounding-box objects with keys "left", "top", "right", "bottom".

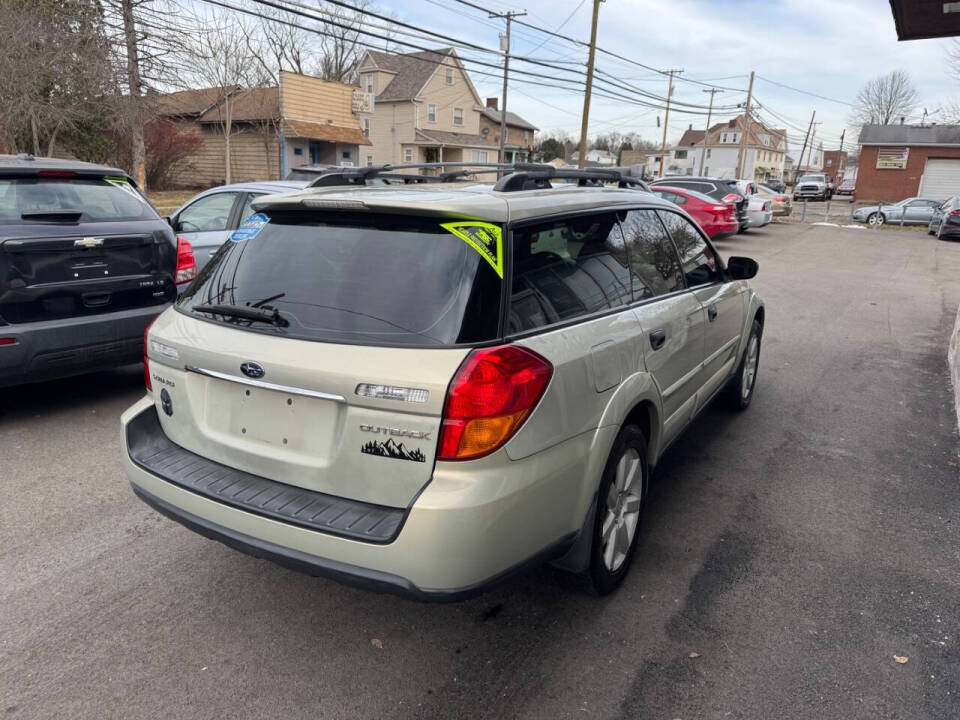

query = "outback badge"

[{"left": 240, "top": 361, "right": 265, "bottom": 379}]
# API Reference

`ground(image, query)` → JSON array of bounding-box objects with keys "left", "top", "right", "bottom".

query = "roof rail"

[
  {"left": 305, "top": 162, "right": 517, "bottom": 188},
  {"left": 493, "top": 165, "right": 649, "bottom": 192}
]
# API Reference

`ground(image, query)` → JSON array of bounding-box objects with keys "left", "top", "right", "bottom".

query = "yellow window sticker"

[{"left": 441, "top": 221, "right": 503, "bottom": 278}]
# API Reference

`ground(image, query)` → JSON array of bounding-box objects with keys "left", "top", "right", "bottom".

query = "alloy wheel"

[
  {"left": 601, "top": 448, "right": 643, "bottom": 572},
  {"left": 742, "top": 334, "right": 759, "bottom": 400},
  {"left": 868, "top": 213, "right": 884, "bottom": 226}
]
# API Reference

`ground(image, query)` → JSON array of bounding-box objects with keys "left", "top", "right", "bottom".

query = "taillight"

[
  {"left": 437, "top": 345, "right": 553, "bottom": 461},
  {"left": 721, "top": 193, "right": 740, "bottom": 204},
  {"left": 709, "top": 204, "right": 729, "bottom": 215},
  {"left": 37, "top": 170, "right": 77, "bottom": 178},
  {"left": 175, "top": 236, "right": 197, "bottom": 284},
  {"left": 143, "top": 319, "right": 155, "bottom": 391},
  {"left": 763, "top": 202, "right": 770, "bottom": 211},
  {"left": 949, "top": 209, "right": 960, "bottom": 216},
  {"left": 0, "top": 337, "right": 16, "bottom": 346}
]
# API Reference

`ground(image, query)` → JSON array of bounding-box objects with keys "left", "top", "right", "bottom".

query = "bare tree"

[
  {"left": 315, "top": 1, "right": 375, "bottom": 83},
  {"left": 851, "top": 70, "right": 919, "bottom": 126},
  {"left": 0, "top": 0, "right": 114, "bottom": 156},
  {"left": 241, "top": 1, "right": 315, "bottom": 84},
  {"left": 178, "top": 8, "right": 268, "bottom": 183}
]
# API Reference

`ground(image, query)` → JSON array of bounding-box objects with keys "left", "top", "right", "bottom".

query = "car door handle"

[
  {"left": 649, "top": 328, "right": 666, "bottom": 351},
  {"left": 707, "top": 304, "right": 718, "bottom": 322}
]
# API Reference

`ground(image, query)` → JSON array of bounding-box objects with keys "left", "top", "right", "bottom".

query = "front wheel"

[
  {"left": 867, "top": 212, "right": 885, "bottom": 226},
  {"left": 587, "top": 425, "right": 647, "bottom": 595},
  {"left": 726, "top": 319, "right": 762, "bottom": 410}
]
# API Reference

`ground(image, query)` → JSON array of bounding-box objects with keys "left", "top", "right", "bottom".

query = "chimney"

[
  {"left": 486, "top": 97, "right": 499, "bottom": 110},
  {"left": 900, "top": 116, "right": 905, "bottom": 125},
  {"left": 688, "top": 123, "right": 692, "bottom": 130}
]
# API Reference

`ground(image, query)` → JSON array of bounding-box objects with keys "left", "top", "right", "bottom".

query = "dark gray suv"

[{"left": 0, "top": 155, "right": 193, "bottom": 387}]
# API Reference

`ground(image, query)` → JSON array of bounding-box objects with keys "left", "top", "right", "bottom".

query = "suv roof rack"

[{"left": 306, "top": 162, "right": 514, "bottom": 188}]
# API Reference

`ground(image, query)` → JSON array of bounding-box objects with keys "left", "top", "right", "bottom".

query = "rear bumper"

[
  {"left": 122, "top": 398, "right": 608, "bottom": 600},
  {"left": 0, "top": 304, "right": 166, "bottom": 388}
]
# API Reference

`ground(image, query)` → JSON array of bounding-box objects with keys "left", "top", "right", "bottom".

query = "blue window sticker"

[{"left": 231, "top": 213, "right": 268, "bottom": 242}]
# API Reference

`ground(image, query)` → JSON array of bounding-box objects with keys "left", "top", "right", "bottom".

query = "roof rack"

[
  {"left": 305, "top": 162, "right": 515, "bottom": 188},
  {"left": 493, "top": 165, "right": 649, "bottom": 192},
  {"left": 303, "top": 161, "right": 650, "bottom": 192}
]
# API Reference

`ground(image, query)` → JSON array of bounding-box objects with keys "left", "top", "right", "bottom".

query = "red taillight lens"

[
  {"left": 143, "top": 319, "right": 155, "bottom": 391},
  {"left": 709, "top": 204, "right": 729, "bottom": 215},
  {"left": 949, "top": 209, "right": 960, "bottom": 216},
  {"left": 175, "top": 236, "right": 197, "bottom": 284},
  {"left": 37, "top": 170, "right": 77, "bottom": 178},
  {"left": 0, "top": 337, "right": 16, "bottom": 346},
  {"left": 763, "top": 202, "right": 770, "bottom": 211},
  {"left": 437, "top": 345, "right": 553, "bottom": 461},
  {"left": 773, "top": 197, "right": 786, "bottom": 203},
  {"left": 721, "top": 193, "right": 740, "bottom": 204}
]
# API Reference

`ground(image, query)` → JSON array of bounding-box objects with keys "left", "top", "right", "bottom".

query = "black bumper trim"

[
  {"left": 126, "top": 407, "right": 405, "bottom": 543},
  {"left": 132, "top": 483, "right": 576, "bottom": 603}
]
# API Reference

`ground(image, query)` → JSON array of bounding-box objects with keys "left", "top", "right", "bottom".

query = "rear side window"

[
  {"left": 177, "top": 192, "right": 238, "bottom": 232},
  {"left": 509, "top": 213, "right": 631, "bottom": 333},
  {"left": 0, "top": 176, "right": 156, "bottom": 224},
  {"left": 620, "top": 210, "right": 684, "bottom": 298},
  {"left": 657, "top": 211, "right": 721, "bottom": 287},
  {"left": 179, "top": 211, "right": 501, "bottom": 346}
]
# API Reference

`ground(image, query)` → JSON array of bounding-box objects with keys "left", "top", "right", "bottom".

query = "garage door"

[{"left": 918, "top": 158, "right": 960, "bottom": 200}]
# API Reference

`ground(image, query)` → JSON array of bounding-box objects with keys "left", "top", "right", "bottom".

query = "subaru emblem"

[{"left": 240, "top": 362, "right": 264, "bottom": 379}]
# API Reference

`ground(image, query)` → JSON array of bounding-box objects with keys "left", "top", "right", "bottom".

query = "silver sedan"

[{"left": 851, "top": 197, "right": 942, "bottom": 226}]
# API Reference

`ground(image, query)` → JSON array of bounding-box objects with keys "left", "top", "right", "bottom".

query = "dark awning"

[{"left": 889, "top": 0, "right": 960, "bottom": 40}]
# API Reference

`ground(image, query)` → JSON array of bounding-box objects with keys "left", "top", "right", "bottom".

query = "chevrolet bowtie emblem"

[{"left": 74, "top": 237, "right": 104, "bottom": 248}]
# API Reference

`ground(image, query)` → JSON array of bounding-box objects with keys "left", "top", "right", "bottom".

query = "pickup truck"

[{"left": 793, "top": 174, "right": 832, "bottom": 201}]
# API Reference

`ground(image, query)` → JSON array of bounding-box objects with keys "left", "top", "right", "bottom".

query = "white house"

[{"left": 662, "top": 116, "right": 788, "bottom": 181}]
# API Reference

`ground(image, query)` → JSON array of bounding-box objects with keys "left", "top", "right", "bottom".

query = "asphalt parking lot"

[{"left": 3, "top": 222, "right": 960, "bottom": 720}]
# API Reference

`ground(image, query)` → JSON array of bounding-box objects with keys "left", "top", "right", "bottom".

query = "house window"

[
  {"left": 706, "top": 148, "right": 711, "bottom": 158},
  {"left": 342, "top": 150, "right": 351, "bottom": 160},
  {"left": 674, "top": 150, "right": 688, "bottom": 159},
  {"left": 704, "top": 166, "right": 709, "bottom": 175},
  {"left": 453, "top": 108, "right": 464, "bottom": 126},
  {"left": 826, "top": 159, "right": 833, "bottom": 166},
  {"left": 366, "top": 155, "right": 373, "bottom": 167},
  {"left": 428, "top": 104, "right": 436, "bottom": 123},
  {"left": 362, "top": 118, "right": 370, "bottom": 137},
  {"left": 404, "top": 148, "right": 413, "bottom": 162},
  {"left": 293, "top": 147, "right": 303, "bottom": 156},
  {"left": 364, "top": 74, "right": 374, "bottom": 94},
  {"left": 445, "top": 68, "right": 454, "bottom": 85},
  {"left": 471, "top": 150, "right": 489, "bottom": 162}
]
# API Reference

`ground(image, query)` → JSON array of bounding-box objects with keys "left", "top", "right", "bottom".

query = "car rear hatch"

[
  {"left": 148, "top": 207, "right": 504, "bottom": 509},
  {"left": 0, "top": 174, "right": 175, "bottom": 324}
]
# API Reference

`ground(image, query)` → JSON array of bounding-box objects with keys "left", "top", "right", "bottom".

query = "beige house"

[
  {"left": 156, "top": 72, "right": 370, "bottom": 187},
  {"left": 357, "top": 48, "right": 517, "bottom": 167}
]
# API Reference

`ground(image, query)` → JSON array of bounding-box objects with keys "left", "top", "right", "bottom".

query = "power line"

[{"left": 755, "top": 75, "right": 854, "bottom": 107}]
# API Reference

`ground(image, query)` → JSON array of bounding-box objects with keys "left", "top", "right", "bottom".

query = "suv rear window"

[
  {"left": 178, "top": 211, "right": 502, "bottom": 347},
  {"left": 0, "top": 176, "right": 156, "bottom": 224}
]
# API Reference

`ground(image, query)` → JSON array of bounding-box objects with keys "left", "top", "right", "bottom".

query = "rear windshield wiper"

[
  {"left": 20, "top": 210, "right": 83, "bottom": 221},
  {"left": 192, "top": 303, "right": 289, "bottom": 327}
]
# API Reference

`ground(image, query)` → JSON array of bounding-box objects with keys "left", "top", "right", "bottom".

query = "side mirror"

[{"left": 727, "top": 256, "right": 758, "bottom": 280}]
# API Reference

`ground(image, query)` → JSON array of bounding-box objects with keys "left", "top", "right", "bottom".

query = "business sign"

[{"left": 351, "top": 90, "right": 375, "bottom": 114}]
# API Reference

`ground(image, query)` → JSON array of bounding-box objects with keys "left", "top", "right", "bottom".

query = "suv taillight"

[
  {"left": 721, "top": 193, "right": 740, "bottom": 205},
  {"left": 175, "top": 236, "right": 197, "bottom": 284},
  {"left": 144, "top": 319, "right": 155, "bottom": 391},
  {"left": 437, "top": 345, "right": 552, "bottom": 461}
]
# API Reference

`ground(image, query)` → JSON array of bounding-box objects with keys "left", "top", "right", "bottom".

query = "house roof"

[
  {"left": 363, "top": 48, "right": 458, "bottom": 101},
  {"left": 858, "top": 124, "right": 960, "bottom": 146},
  {"left": 677, "top": 128, "right": 706, "bottom": 146},
  {"left": 281, "top": 119, "right": 371, "bottom": 146},
  {"left": 415, "top": 129, "right": 497, "bottom": 148},
  {"left": 197, "top": 87, "right": 280, "bottom": 123},
  {"left": 155, "top": 86, "right": 239, "bottom": 117},
  {"left": 479, "top": 107, "right": 538, "bottom": 131},
  {"left": 702, "top": 115, "right": 786, "bottom": 150}
]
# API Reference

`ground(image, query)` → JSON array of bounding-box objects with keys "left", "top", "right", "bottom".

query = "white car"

[{"left": 747, "top": 196, "right": 773, "bottom": 227}]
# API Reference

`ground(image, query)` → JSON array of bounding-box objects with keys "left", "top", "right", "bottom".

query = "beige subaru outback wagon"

[{"left": 121, "top": 167, "right": 764, "bottom": 600}]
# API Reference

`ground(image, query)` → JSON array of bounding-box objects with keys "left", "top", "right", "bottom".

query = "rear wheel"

[
  {"left": 726, "top": 319, "right": 762, "bottom": 410},
  {"left": 587, "top": 425, "right": 647, "bottom": 595}
]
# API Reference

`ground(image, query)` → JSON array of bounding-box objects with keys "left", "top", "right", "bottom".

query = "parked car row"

[{"left": 650, "top": 176, "right": 788, "bottom": 237}]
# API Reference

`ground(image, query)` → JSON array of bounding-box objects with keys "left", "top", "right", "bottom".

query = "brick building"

[
  {"left": 821, "top": 150, "right": 848, "bottom": 184},
  {"left": 856, "top": 124, "right": 960, "bottom": 203}
]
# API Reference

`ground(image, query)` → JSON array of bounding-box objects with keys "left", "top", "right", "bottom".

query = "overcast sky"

[{"left": 393, "top": 0, "right": 957, "bottom": 156}]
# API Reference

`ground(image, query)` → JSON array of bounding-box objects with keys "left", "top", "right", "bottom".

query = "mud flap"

[{"left": 548, "top": 492, "right": 598, "bottom": 573}]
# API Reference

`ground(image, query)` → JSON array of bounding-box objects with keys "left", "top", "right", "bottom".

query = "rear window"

[
  {"left": 0, "top": 176, "right": 156, "bottom": 224},
  {"left": 178, "top": 211, "right": 502, "bottom": 347}
]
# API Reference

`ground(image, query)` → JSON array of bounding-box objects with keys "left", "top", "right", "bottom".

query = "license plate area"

[{"left": 203, "top": 379, "right": 339, "bottom": 457}]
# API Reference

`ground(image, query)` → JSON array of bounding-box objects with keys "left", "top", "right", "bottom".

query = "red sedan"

[{"left": 649, "top": 185, "right": 740, "bottom": 239}]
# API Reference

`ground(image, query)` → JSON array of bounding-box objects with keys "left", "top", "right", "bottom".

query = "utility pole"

[
  {"left": 658, "top": 69, "right": 683, "bottom": 178},
  {"left": 698, "top": 88, "right": 722, "bottom": 175},
  {"left": 802, "top": 124, "right": 821, "bottom": 176},
  {"left": 735, "top": 70, "right": 755, "bottom": 180},
  {"left": 794, "top": 110, "right": 816, "bottom": 185},
  {"left": 577, "top": 0, "right": 602, "bottom": 169},
  {"left": 489, "top": 9, "right": 527, "bottom": 165},
  {"left": 837, "top": 128, "right": 846, "bottom": 181}
]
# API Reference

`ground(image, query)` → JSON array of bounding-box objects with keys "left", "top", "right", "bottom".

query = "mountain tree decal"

[{"left": 361, "top": 437, "right": 426, "bottom": 462}]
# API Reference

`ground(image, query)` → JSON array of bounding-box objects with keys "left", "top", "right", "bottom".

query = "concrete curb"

[{"left": 949, "top": 304, "right": 960, "bottom": 432}]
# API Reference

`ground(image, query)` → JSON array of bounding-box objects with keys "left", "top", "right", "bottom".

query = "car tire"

[
  {"left": 867, "top": 212, "right": 885, "bottom": 227},
  {"left": 587, "top": 424, "right": 648, "bottom": 596},
  {"left": 725, "top": 319, "right": 762, "bottom": 411}
]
